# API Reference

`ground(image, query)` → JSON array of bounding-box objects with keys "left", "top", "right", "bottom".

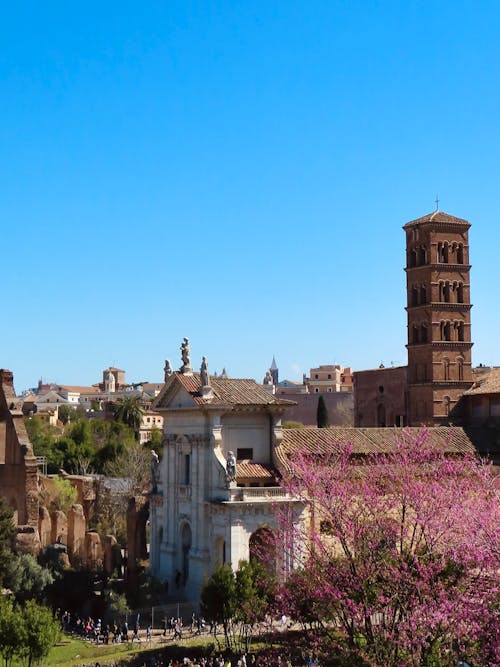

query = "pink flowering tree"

[{"left": 276, "top": 429, "right": 500, "bottom": 666}]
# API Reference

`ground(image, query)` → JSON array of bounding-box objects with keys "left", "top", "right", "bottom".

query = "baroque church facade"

[{"left": 149, "top": 343, "right": 305, "bottom": 602}]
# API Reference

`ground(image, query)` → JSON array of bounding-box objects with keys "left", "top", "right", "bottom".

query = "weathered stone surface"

[
  {"left": 38, "top": 506, "right": 51, "bottom": 547},
  {"left": 50, "top": 510, "right": 68, "bottom": 545},
  {"left": 67, "top": 504, "right": 86, "bottom": 564}
]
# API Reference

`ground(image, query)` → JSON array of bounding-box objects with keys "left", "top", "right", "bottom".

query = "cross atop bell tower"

[{"left": 403, "top": 210, "right": 473, "bottom": 425}]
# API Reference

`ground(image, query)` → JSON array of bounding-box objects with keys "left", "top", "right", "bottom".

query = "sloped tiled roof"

[
  {"left": 464, "top": 368, "right": 500, "bottom": 395},
  {"left": 236, "top": 461, "right": 276, "bottom": 480},
  {"left": 58, "top": 385, "right": 100, "bottom": 394},
  {"left": 404, "top": 210, "right": 469, "bottom": 228},
  {"left": 276, "top": 426, "right": 479, "bottom": 470},
  {"left": 157, "top": 372, "right": 295, "bottom": 408}
]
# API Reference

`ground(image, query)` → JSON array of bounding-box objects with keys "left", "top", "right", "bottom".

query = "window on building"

[
  {"left": 236, "top": 448, "right": 253, "bottom": 461},
  {"left": 457, "top": 243, "right": 464, "bottom": 264},
  {"left": 314, "top": 374, "right": 319, "bottom": 379},
  {"left": 183, "top": 454, "right": 191, "bottom": 485},
  {"left": 327, "top": 374, "right": 332, "bottom": 379}
]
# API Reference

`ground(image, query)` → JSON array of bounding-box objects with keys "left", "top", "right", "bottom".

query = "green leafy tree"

[
  {"left": 200, "top": 563, "right": 237, "bottom": 650},
  {"left": 113, "top": 396, "right": 144, "bottom": 439},
  {"left": 20, "top": 600, "right": 60, "bottom": 667},
  {"left": 7, "top": 554, "right": 54, "bottom": 603},
  {"left": 316, "top": 394, "right": 329, "bottom": 428},
  {"left": 0, "top": 496, "right": 15, "bottom": 588},
  {"left": 50, "top": 477, "right": 78, "bottom": 512},
  {"left": 0, "top": 597, "right": 26, "bottom": 667}
]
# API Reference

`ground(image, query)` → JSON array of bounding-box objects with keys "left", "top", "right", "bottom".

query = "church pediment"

[{"left": 153, "top": 377, "right": 198, "bottom": 410}]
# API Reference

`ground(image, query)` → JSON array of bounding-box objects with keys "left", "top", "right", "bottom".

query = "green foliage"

[
  {"left": 106, "top": 591, "right": 130, "bottom": 621},
  {"left": 0, "top": 496, "right": 15, "bottom": 588},
  {"left": 6, "top": 554, "right": 54, "bottom": 603},
  {"left": 0, "top": 598, "right": 59, "bottom": 667},
  {"left": 113, "top": 396, "right": 144, "bottom": 438},
  {"left": 282, "top": 420, "right": 306, "bottom": 429},
  {"left": 201, "top": 560, "right": 275, "bottom": 653},
  {"left": 50, "top": 477, "right": 78, "bottom": 512},
  {"left": 24, "top": 415, "right": 137, "bottom": 474},
  {"left": 316, "top": 394, "right": 330, "bottom": 428},
  {"left": 200, "top": 563, "right": 237, "bottom": 626},
  {"left": 58, "top": 404, "right": 87, "bottom": 424},
  {"left": 21, "top": 600, "right": 60, "bottom": 667},
  {"left": 0, "top": 597, "right": 26, "bottom": 667}
]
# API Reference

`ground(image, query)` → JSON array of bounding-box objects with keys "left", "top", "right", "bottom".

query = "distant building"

[{"left": 304, "top": 365, "right": 353, "bottom": 394}]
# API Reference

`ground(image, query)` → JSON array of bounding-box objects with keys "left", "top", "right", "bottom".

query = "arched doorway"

[
  {"left": 249, "top": 526, "right": 276, "bottom": 575},
  {"left": 181, "top": 523, "right": 192, "bottom": 586}
]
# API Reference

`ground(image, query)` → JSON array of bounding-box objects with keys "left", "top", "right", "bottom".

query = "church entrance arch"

[
  {"left": 249, "top": 526, "right": 276, "bottom": 575},
  {"left": 180, "top": 523, "right": 192, "bottom": 585}
]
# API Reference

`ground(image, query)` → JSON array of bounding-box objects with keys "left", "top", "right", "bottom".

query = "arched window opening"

[
  {"left": 410, "top": 249, "right": 418, "bottom": 268},
  {"left": 420, "top": 285, "right": 427, "bottom": 304},
  {"left": 411, "top": 286, "right": 419, "bottom": 306},
  {"left": 457, "top": 321, "right": 465, "bottom": 342},
  {"left": 419, "top": 246, "right": 427, "bottom": 265},
  {"left": 443, "top": 242, "right": 449, "bottom": 263},
  {"left": 443, "top": 358, "right": 450, "bottom": 381},
  {"left": 441, "top": 321, "right": 451, "bottom": 341},
  {"left": 420, "top": 324, "right": 428, "bottom": 343},
  {"left": 457, "top": 282, "right": 464, "bottom": 303},
  {"left": 457, "top": 243, "right": 464, "bottom": 264},
  {"left": 439, "top": 281, "right": 445, "bottom": 302},
  {"left": 443, "top": 282, "right": 451, "bottom": 303},
  {"left": 412, "top": 325, "right": 420, "bottom": 344},
  {"left": 457, "top": 357, "right": 464, "bottom": 381}
]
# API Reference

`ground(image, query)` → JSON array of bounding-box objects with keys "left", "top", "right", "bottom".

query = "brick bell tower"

[{"left": 403, "top": 210, "right": 473, "bottom": 425}]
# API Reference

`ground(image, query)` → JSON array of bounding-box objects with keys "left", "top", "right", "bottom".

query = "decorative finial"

[{"left": 435, "top": 194, "right": 439, "bottom": 211}]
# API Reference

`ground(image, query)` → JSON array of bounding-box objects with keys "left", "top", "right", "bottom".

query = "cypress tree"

[{"left": 316, "top": 395, "right": 330, "bottom": 428}]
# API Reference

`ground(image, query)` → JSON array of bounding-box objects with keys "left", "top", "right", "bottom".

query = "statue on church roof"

[
  {"left": 200, "top": 356, "right": 210, "bottom": 387},
  {"left": 263, "top": 370, "right": 273, "bottom": 385},
  {"left": 180, "top": 337, "right": 191, "bottom": 373},
  {"left": 221, "top": 367, "right": 228, "bottom": 379},
  {"left": 164, "top": 359, "right": 173, "bottom": 382},
  {"left": 226, "top": 451, "right": 236, "bottom": 483},
  {"left": 150, "top": 449, "right": 160, "bottom": 493}
]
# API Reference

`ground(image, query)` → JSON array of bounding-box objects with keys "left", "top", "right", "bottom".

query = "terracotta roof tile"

[
  {"left": 162, "top": 372, "right": 295, "bottom": 407},
  {"left": 464, "top": 367, "right": 500, "bottom": 395},
  {"left": 57, "top": 385, "right": 100, "bottom": 394},
  {"left": 276, "top": 426, "right": 480, "bottom": 471},
  {"left": 236, "top": 461, "right": 276, "bottom": 480},
  {"left": 404, "top": 210, "right": 470, "bottom": 228}
]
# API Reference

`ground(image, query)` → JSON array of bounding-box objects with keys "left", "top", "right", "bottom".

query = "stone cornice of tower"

[
  {"left": 405, "top": 263, "right": 471, "bottom": 273},
  {"left": 405, "top": 303, "right": 473, "bottom": 312},
  {"left": 406, "top": 341, "right": 473, "bottom": 350},
  {"left": 403, "top": 210, "right": 470, "bottom": 230},
  {"left": 407, "top": 380, "right": 474, "bottom": 388}
]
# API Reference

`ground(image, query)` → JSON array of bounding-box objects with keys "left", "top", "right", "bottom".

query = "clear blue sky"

[{"left": 2, "top": 1, "right": 499, "bottom": 392}]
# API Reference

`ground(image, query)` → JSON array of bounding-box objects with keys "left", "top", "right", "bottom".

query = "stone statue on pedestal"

[
  {"left": 150, "top": 450, "right": 160, "bottom": 492},
  {"left": 200, "top": 356, "right": 210, "bottom": 387},
  {"left": 164, "top": 359, "right": 173, "bottom": 382},
  {"left": 263, "top": 370, "right": 273, "bottom": 385},
  {"left": 180, "top": 337, "right": 191, "bottom": 373},
  {"left": 226, "top": 451, "right": 236, "bottom": 483}
]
